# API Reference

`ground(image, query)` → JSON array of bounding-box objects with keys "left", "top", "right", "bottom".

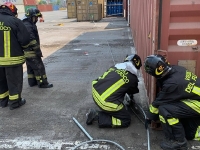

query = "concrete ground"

[{"left": 0, "top": 10, "right": 199, "bottom": 150}]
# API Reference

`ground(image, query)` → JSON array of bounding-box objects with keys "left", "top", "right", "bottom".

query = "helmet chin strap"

[{"left": 160, "top": 67, "right": 172, "bottom": 79}]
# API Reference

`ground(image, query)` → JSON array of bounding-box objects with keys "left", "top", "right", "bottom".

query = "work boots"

[
  {"left": 9, "top": 98, "right": 26, "bottom": 110},
  {"left": 86, "top": 109, "right": 98, "bottom": 125},
  {"left": 38, "top": 83, "right": 53, "bottom": 88},
  {"left": 160, "top": 138, "right": 188, "bottom": 150}
]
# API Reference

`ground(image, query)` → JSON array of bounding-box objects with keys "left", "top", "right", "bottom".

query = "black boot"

[
  {"left": 160, "top": 138, "right": 188, "bottom": 150},
  {"left": 9, "top": 98, "right": 26, "bottom": 110},
  {"left": 86, "top": 109, "right": 98, "bottom": 125},
  {"left": 39, "top": 83, "right": 53, "bottom": 88}
]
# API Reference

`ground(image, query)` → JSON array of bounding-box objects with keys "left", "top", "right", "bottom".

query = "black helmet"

[
  {"left": 144, "top": 54, "right": 171, "bottom": 79},
  {"left": 25, "top": 8, "right": 42, "bottom": 18},
  {"left": 124, "top": 54, "right": 142, "bottom": 69}
]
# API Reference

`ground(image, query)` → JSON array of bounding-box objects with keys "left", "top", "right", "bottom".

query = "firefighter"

[
  {"left": 86, "top": 54, "right": 142, "bottom": 128},
  {"left": 144, "top": 54, "right": 200, "bottom": 150},
  {"left": 0, "top": 2, "right": 30, "bottom": 110},
  {"left": 22, "top": 8, "right": 53, "bottom": 88}
]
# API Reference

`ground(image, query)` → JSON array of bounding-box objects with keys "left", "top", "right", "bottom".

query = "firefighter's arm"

[
  {"left": 16, "top": 19, "right": 30, "bottom": 50},
  {"left": 23, "top": 22, "right": 43, "bottom": 57}
]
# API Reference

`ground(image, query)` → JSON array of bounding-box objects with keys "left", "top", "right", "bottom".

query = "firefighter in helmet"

[
  {"left": 144, "top": 54, "right": 200, "bottom": 150},
  {"left": 22, "top": 8, "right": 53, "bottom": 88},
  {"left": 0, "top": 2, "right": 30, "bottom": 109},
  {"left": 86, "top": 54, "right": 142, "bottom": 128}
]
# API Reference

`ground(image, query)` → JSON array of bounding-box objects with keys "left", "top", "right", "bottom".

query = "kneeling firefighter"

[
  {"left": 22, "top": 8, "right": 53, "bottom": 88},
  {"left": 86, "top": 54, "right": 142, "bottom": 128}
]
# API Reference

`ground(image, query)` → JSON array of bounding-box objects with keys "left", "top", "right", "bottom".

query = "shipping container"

[
  {"left": 24, "top": 5, "right": 36, "bottom": 12},
  {"left": 37, "top": 4, "right": 53, "bottom": 11},
  {"left": 129, "top": 0, "right": 200, "bottom": 103},
  {"left": 52, "top": 4, "right": 60, "bottom": 10},
  {"left": 0, "top": 0, "right": 24, "bottom": 5},
  {"left": 23, "top": 0, "right": 36, "bottom": 5},
  {"left": 105, "top": 0, "right": 123, "bottom": 17}
]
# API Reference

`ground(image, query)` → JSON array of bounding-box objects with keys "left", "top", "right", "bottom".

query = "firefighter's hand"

[{"left": 145, "top": 118, "right": 151, "bottom": 129}]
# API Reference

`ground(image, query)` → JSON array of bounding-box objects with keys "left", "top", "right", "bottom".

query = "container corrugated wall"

[
  {"left": 129, "top": 0, "right": 159, "bottom": 103},
  {"left": 23, "top": 0, "right": 36, "bottom": 5},
  {"left": 129, "top": 0, "right": 200, "bottom": 103},
  {"left": 160, "top": 0, "right": 200, "bottom": 77}
]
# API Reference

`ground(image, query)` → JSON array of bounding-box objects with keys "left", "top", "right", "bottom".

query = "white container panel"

[
  {"left": 0, "top": 0, "right": 24, "bottom": 5},
  {"left": 16, "top": 4, "right": 25, "bottom": 13}
]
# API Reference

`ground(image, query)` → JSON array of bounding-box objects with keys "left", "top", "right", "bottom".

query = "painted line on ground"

[{"left": 0, "top": 139, "right": 110, "bottom": 149}]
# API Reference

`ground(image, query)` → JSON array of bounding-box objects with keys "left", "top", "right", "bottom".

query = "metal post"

[{"left": 128, "top": 0, "right": 130, "bottom": 26}]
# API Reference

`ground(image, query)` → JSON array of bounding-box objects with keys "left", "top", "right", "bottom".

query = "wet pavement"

[{"left": 0, "top": 10, "right": 199, "bottom": 150}]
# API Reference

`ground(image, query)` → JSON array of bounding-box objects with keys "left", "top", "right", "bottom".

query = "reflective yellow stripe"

[
  {"left": 28, "top": 74, "right": 35, "bottom": 78},
  {"left": 29, "top": 40, "right": 37, "bottom": 46},
  {"left": 194, "top": 126, "right": 200, "bottom": 141},
  {"left": 0, "top": 91, "right": 9, "bottom": 99},
  {"left": 167, "top": 118, "right": 179, "bottom": 125},
  {"left": 43, "top": 74, "right": 47, "bottom": 79},
  {"left": 35, "top": 76, "right": 41, "bottom": 80},
  {"left": 92, "top": 87, "right": 123, "bottom": 111},
  {"left": 149, "top": 104, "right": 159, "bottom": 114},
  {"left": 24, "top": 51, "right": 36, "bottom": 58},
  {"left": 0, "top": 56, "right": 25, "bottom": 66},
  {"left": 9, "top": 94, "right": 19, "bottom": 100},
  {"left": 192, "top": 86, "right": 200, "bottom": 96},
  {"left": 112, "top": 116, "right": 121, "bottom": 126},
  {"left": 101, "top": 79, "right": 125, "bottom": 100},
  {"left": 4, "top": 31, "right": 10, "bottom": 57},
  {"left": 182, "top": 99, "right": 200, "bottom": 114},
  {"left": 159, "top": 115, "right": 166, "bottom": 123},
  {"left": 92, "top": 80, "right": 98, "bottom": 85}
]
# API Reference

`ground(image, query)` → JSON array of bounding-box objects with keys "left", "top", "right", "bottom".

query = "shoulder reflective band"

[
  {"left": 149, "top": 104, "right": 159, "bottom": 114},
  {"left": 92, "top": 87, "right": 123, "bottom": 111},
  {"left": 4, "top": 31, "right": 10, "bottom": 58},
  {"left": 167, "top": 118, "right": 179, "bottom": 125},
  {"left": 101, "top": 79, "right": 125, "bottom": 100},
  {"left": 182, "top": 99, "right": 200, "bottom": 114},
  {"left": 159, "top": 115, "right": 166, "bottom": 123},
  {"left": 194, "top": 126, "right": 200, "bottom": 141}
]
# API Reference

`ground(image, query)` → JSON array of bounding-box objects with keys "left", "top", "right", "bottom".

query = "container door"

[{"left": 159, "top": 0, "right": 200, "bottom": 76}]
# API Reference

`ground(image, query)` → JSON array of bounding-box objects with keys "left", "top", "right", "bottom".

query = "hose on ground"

[{"left": 72, "top": 117, "right": 125, "bottom": 150}]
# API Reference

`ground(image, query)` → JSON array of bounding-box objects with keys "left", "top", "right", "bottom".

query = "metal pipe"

[{"left": 72, "top": 117, "right": 93, "bottom": 141}]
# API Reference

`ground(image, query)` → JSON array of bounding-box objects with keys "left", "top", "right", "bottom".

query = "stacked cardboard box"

[
  {"left": 67, "top": 0, "right": 76, "bottom": 18},
  {"left": 76, "top": 0, "right": 88, "bottom": 21},
  {"left": 88, "top": 0, "right": 102, "bottom": 21},
  {"left": 76, "top": 0, "right": 102, "bottom": 22}
]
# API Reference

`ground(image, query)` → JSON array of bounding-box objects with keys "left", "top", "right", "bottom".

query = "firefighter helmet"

[
  {"left": 25, "top": 8, "right": 42, "bottom": 18},
  {"left": 124, "top": 54, "right": 142, "bottom": 69},
  {"left": 0, "top": 2, "right": 18, "bottom": 15},
  {"left": 144, "top": 54, "right": 171, "bottom": 79}
]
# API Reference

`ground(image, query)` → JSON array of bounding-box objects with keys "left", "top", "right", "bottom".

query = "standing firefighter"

[
  {"left": 144, "top": 54, "right": 200, "bottom": 150},
  {"left": 86, "top": 54, "right": 142, "bottom": 128},
  {"left": 22, "top": 8, "right": 53, "bottom": 88},
  {"left": 0, "top": 2, "right": 30, "bottom": 110}
]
